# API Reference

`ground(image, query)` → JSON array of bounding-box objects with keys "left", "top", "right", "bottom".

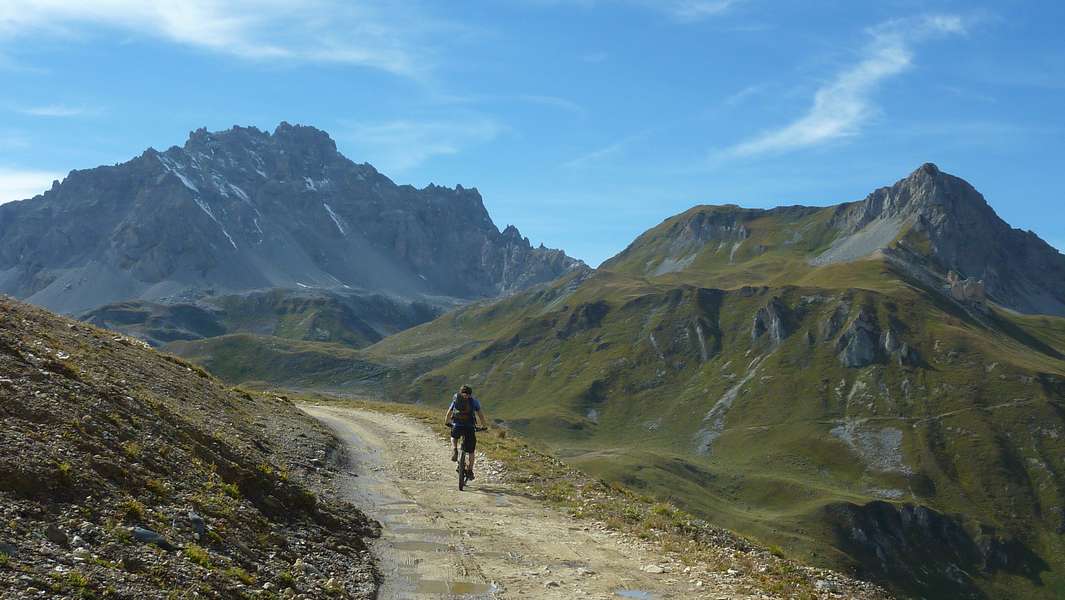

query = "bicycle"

[{"left": 451, "top": 425, "right": 487, "bottom": 491}]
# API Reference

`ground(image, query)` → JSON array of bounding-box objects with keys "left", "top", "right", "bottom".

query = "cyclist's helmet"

[{"left": 459, "top": 384, "right": 473, "bottom": 395}]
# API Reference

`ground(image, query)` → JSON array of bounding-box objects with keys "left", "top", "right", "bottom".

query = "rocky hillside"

[
  {"left": 226, "top": 165, "right": 1065, "bottom": 599},
  {"left": 0, "top": 123, "right": 581, "bottom": 315},
  {"left": 0, "top": 296, "right": 380, "bottom": 598},
  {"left": 604, "top": 164, "right": 1065, "bottom": 317}
]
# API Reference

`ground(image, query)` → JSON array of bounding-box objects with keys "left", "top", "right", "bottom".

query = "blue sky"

[{"left": 1, "top": 1, "right": 1063, "bottom": 266}]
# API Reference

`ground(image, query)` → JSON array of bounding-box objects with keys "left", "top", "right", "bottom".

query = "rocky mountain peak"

[
  {"left": 0, "top": 123, "right": 581, "bottom": 313},
  {"left": 817, "top": 164, "right": 1065, "bottom": 316}
]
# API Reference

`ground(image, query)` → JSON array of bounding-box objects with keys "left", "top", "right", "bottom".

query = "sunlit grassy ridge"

[{"left": 358, "top": 253, "right": 1065, "bottom": 599}]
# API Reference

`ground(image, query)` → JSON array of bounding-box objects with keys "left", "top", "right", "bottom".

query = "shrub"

[
  {"left": 121, "top": 441, "right": 142, "bottom": 459},
  {"left": 121, "top": 499, "right": 146, "bottom": 522}
]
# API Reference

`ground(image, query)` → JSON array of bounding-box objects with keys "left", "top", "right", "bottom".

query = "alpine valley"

[
  {"left": 5, "top": 124, "right": 1065, "bottom": 599},
  {"left": 175, "top": 162, "right": 1065, "bottom": 599}
]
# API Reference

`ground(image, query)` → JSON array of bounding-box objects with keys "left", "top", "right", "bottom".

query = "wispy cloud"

[
  {"left": 563, "top": 129, "right": 655, "bottom": 169},
  {"left": 581, "top": 51, "right": 608, "bottom": 64},
  {"left": 528, "top": 0, "right": 739, "bottom": 22},
  {"left": 652, "top": 0, "right": 737, "bottom": 22},
  {"left": 724, "top": 15, "right": 967, "bottom": 158},
  {"left": 341, "top": 116, "right": 507, "bottom": 173},
  {"left": 722, "top": 83, "right": 768, "bottom": 107},
  {"left": 0, "top": 168, "right": 61, "bottom": 204},
  {"left": 18, "top": 104, "right": 95, "bottom": 117},
  {"left": 514, "top": 94, "right": 584, "bottom": 114},
  {"left": 0, "top": 1, "right": 448, "bottom": 78}
]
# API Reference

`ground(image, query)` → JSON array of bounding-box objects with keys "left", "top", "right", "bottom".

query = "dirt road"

[{"left": 301, "top": 405, "right": 748, "bottom": 600}]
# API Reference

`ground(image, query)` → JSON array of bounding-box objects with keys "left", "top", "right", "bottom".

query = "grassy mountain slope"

[
  {"left": 366, "top": 263, "right": 1065, "bottom": 599},
  {"left": 0, "top": 297, "right": 378, "bottom": 598},
  {"left": 81, "top": 288, "right": 448, "bottom": 349},
  {"left": 167, "top": 333, "right": 387, "bottom": 390}
]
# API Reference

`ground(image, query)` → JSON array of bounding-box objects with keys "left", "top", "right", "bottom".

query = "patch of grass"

[
  {"left": 145, "top": 478, "right": 169, "bottom": 497},
  {"left": 56, "top": 460, "right": 74, "bottom": 485},
  {"left": 225, "top": 566, "right": 255, "bottom": 585},
  {"left": 0, "top": 552, "right": 9, "bottom": 567},
  {"left": 121, "top": 498, "right": 146, "bottom": 522},
  {"left": 219, "top": 481, "right": 241, "bottom": 499},
  {"left": 277, "top": 570, "right": 296, "bottom": 589},
  {"left": 184, "top": 544, "right": 211, "bottom": 568},
  {"left": 121, "top": 440, "right": 142, "bottom": 459}
]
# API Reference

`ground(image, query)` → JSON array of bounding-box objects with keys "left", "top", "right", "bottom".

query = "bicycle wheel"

[{"left": 457, "top": 449, "right": 467, "bottom": 490}]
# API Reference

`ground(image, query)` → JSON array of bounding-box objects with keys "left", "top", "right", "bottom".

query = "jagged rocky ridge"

[{"left": 0, "top": 123, "right": 581, "bottom": 315}]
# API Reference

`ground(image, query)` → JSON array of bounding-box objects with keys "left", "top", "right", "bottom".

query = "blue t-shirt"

[{"left": 449, "top": 395, "right": 481, "bottom": 426}]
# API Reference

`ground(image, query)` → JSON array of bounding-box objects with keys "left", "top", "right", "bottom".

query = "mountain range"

[
  {"left": 0, "top": 123, "right": 580, "bottom": 316},
  {"left": 173, "top": 163, "right": 1065, "bottom": 599}
]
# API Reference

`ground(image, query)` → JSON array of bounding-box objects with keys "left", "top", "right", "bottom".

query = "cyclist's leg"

[
  {"left": 449, "top": 426, "right": 460, "bottom": 461},
  {"left": 466, "top": 430, "right": 477, "bottom": 475}
]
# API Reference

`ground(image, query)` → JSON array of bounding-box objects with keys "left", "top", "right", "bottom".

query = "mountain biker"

[{"left": 444, "top": 384, "right": 488, "bottom": 480}]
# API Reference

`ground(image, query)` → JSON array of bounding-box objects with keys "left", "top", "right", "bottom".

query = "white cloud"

[
  {"left": 527, "top": 0, "right": 739, "bottom": 22},
  {"left": 514, "top": 94, "right": 584, "bottom": 114},
  {"left": 18, "top": 104, "right": 94, "bottom": 117},
  {"left": 653, "top": 0, "right": 737, "bottom": 22},
  {"left": 341, "top": 116, "right": 506, "bottom": 173},
  {"left": 0, "top": 168, "right": 62, "bottom": 204},
  {"left": 726, "top": 15, "right": 967, "bottom": 158},
  {"left": 0, "top": 1, "right": 443, "bottom": 78},
  {"left": 562, "top": 128, "right": 660, "bottom": 169}
]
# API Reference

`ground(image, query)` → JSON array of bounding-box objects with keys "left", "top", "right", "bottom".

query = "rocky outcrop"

[
  {"left": 0, "top": 123, "right": 582, "bottom": 314},
  {"left": 947, "top": 270, "right": 988, "bottom": 307},
  {"left": 837, "top": 309, "right": 881, "bottom": 368},
  {"left": 752, "top": 297, "right": 790, "bottom": 346},
  {"left": 826, "top": 500, "right": 1048, "bottom": 599}
]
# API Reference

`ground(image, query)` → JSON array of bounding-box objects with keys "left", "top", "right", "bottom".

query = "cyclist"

[{"left": 444, "top": 384, "right": 488, "bottom": 480}]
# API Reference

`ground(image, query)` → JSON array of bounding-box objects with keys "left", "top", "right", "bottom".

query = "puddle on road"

[
  {"left": 494, "top": 494, "right": 509, "bottom": 507},
  {"left": 391, "top": 540, "right": 450, "bottom": 552},
  {"left": 415, "top": 580, "right": 496, "bottom": 595},
  {"left": 615, "top": 591, "right": 655, "bottom": 599},
  {"left": 376, "top": 507, "right": 417, "bottom": 516},
  {"left": 390, "top": 527, "right": 452, "bottom": 537}
]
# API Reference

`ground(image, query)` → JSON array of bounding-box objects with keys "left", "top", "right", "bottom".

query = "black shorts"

[{"left": 451, "top": 425, "right": 476, "bottom": 453}]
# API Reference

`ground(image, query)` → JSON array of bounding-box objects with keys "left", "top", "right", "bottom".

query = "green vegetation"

[
  {"left": 121, "top": 440, "right": 142, "bottom": 459},
  {"left": 183, "top": 544, "right": 211, "bottom": 568},
  {"left": 226, "top": 566, "right": 255, "bottom": 585},
  {"left": 166, "top": 334, "right": 384, "bottom": 388},
  {"left": 121, "top": 498, "right": 146, "bottom": 522},
  {"left": 352, "top": 255, "right": 1065, "bottom": 599}
]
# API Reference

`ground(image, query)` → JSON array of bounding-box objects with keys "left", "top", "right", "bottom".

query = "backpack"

[{"left": 453, "top": 393, "right": 475, "bottom": 425}]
